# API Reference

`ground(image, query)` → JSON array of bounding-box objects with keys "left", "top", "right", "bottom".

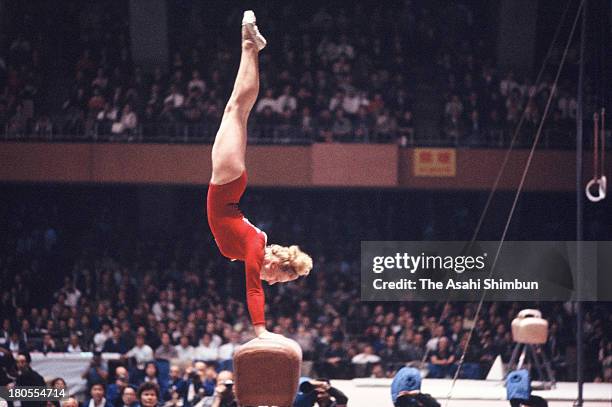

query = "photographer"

[
  {"left": 391, "top": 367, "right": 440, "bottom": 407},
  {"left": 197, "top": 371, "right": 236, "bottom": 407},
  {"left": 293, "top": 377, "right": 348, "bottom": 407}
]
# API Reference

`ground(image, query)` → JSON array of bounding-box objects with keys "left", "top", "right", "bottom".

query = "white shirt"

[
  {"left": 188, "top": 79, "right": 206, "bottom": 93},
  {"left": 218, "top": 342, "right": 239, "bottom": 360},
  {"left": 165, "top": 93, "right": 185, "bottom": 108},
  {"left": 255, "top": 97, "right": 279, "bottom": 113},
  {"left": 126, "top": 344, "right": 154, "bottom": 369},
  {"left": 93, "top": 331, "right": 111, "bottom": 351},
  {"left": 193, "top": 344, "right": 218, "bottom": 361},
  {"left": 88, "top": 398, "right": 107, "bottom": 407},
  {"left": 67, "top": 344, "right": 82, "bottom": 353},
  {"left": 342, "top": 96, "right": 361, "bottom": 114},
  {"left": 351, "top": 353, "right": 381, "bottom": 364},
  {"left": 276, "top": 95, "right": 297, "bottom": 112},
  {"left": 120, "top": 112, "right": 138, "bottom": 130},
  {"left": 175, "top": 345, "right": 194, "bottom": 363},
  {"left": 65, "top": 289, "right": 82, "bottom": 307}
]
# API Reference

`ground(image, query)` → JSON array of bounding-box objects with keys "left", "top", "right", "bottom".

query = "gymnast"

[{"left": 207, "top": 10, "right": 313, "bottom": 337}]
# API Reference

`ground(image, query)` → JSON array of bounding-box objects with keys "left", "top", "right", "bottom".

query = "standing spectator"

[{"left": 82, "top": 351, "right": 109, "bottom": 389}]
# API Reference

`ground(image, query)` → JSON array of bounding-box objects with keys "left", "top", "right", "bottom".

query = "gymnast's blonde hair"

[{"left": 267, "top": 244, "right": 313, "bottom": 277}]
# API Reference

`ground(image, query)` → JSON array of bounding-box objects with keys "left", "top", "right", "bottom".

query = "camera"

[{"left": 223, "top": 379, "right": 233, "bottom": 391}]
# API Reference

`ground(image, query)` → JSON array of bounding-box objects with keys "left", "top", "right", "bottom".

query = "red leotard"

[{"left": 207, "top": 171, "right": 266, "bottom": 326}]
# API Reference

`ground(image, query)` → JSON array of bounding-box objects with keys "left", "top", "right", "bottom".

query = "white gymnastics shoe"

[{"left": 242, "top": 10, "right": 267, "bottom": 51}]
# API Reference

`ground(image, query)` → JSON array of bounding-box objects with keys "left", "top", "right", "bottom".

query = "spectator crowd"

[
  {"left": 1, "top": 185, "right": 610, "bottom": 407},
  {"left": 1, "top": 1, "right": 600, "bottom": 147}
]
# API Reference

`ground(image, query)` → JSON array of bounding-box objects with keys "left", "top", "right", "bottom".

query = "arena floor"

[{"left": 333, "top": 379, "right": 612, "bottom": 407}]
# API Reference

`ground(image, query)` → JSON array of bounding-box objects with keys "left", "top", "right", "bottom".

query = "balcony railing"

[{"left": 2, "top": 122, "right": 608, "bottom": 150}]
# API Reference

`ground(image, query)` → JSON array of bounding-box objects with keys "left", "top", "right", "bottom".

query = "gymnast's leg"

[{"left": 210, "top": 12, "right": 265, "bottom": 185}]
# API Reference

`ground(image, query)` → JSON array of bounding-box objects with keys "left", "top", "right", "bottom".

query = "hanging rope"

[
  {"left": 444, "top": 0, "right": 585, "bottom": 404},
  {"left": 585, "top": 108, "right": 607, "bottom": 202},
  {"left": 420, "top": 0, "right": 577, "bottom": 374}
]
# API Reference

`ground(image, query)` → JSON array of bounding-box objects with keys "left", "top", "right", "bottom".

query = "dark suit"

[{"left": 16, "top": 367, "right": 46, "bottom": 407}]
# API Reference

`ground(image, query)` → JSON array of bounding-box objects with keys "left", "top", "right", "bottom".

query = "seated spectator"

[
  {"left": 276, "top": 85, "right": 297, "bottom": 113},
  {"left": 320, "top": 339, "right": 350, "bottom": 379},
  {"left": 186, "top": 361, "right": 214, "bottom": 406},
  {"left": 217, "top": 332, "right": 240, "bottom": 371},
  {"left": 455, "top": 333, "right": 481, "bottom": 379},
  {"left": 188, "top": 70, "right": 206, "bottom": 94},
  {"left": 137, "top": 382, "right": 160, "bottom": 407},
  {"left": 88, "top": 88, "right": 106, "bottom": 116},
  {"left": 316, "top": 109, "right": 334, "bottom": 142},
  {"left": 397, "top": 110, "right": 415, "bottom": 145},
  {"left": 106, "top": 366, "right": 130, "bottom": 406},
  {"left": 103, "top": 327, "right": 128, "bottom": 354},
  {"left": 116, "top": 385, "right": 138, "bottom": 407},
  {"left": 351, "top": 344, "right": 381, "bottom": 377},
  {"left": 164, "top": 85, "right": 185, "bottom": 109},
  {"left": 370, "top": 363, "right": 386, "bottom": 378},
  {"left": 125, "top": 334, "right": 154, "bottom": 371},
  {"left": 37, "top": 333, "right": 60, "bottom": 353},
  {"left": 199, "top": 370, "right": 236, "bottom": 407},
  {"left": 112, "top": 104, "right": 138, "bottom": 138},
  {"left": 255, "top": 89, "right": 278, "bottom": 113},
  {"left": 374, "top": 109, "right": 397, "bottom": 142},
  {"left": 96, "top": 103, "right": 119, "bottom": 135},
  {"left": 427, "top": 337, "right": 456, "bottom": 378},
  {"left": 6, "top": 331, "right": 23, "bottom": 354},
  {"left": 332, "top": 109, "right": 352, "bottom": 141},
  {"left": 85, "top": 382, "right": 113, "bottom": 407},
  {"left": 155, "top": 332, "right": 178, "bottom": 361},
  {"left": 443, "top": 110, "right": 464, "bottom": 142},
  {"left": 141, "top": 361, "right": 162, "bottom": 392},
  {"left": 94, "top": 323, "right": 113, "bottom": 352},
  {"left": 162, "top": 365, "right": 187, "bottom": 403},
  {"left": 16, "top": 351, "right": 45, "bottom": 388},
  {"left": 193, "top": 333, "right": 218, "bottom": 363},
  {"left": 175, "top": 336, "right": 194, "bottom": 364},
  {"left": 33, "top": 115, "right": 53, "bottom": 138},
  {"left": 256, "top": 105, "right": 277, "bottom": 139}
]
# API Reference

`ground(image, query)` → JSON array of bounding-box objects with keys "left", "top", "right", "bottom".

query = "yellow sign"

[{"left": 413, "top": 148, "right": 456, "bottom": 177}]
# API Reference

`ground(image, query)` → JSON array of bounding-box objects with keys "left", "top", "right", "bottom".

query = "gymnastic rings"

[
  {"left": 585, "top": 175, "right": 606, "bottom": 202},
  {"left": 585, "top": 109, "right": 607, "bottom": 202}
]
